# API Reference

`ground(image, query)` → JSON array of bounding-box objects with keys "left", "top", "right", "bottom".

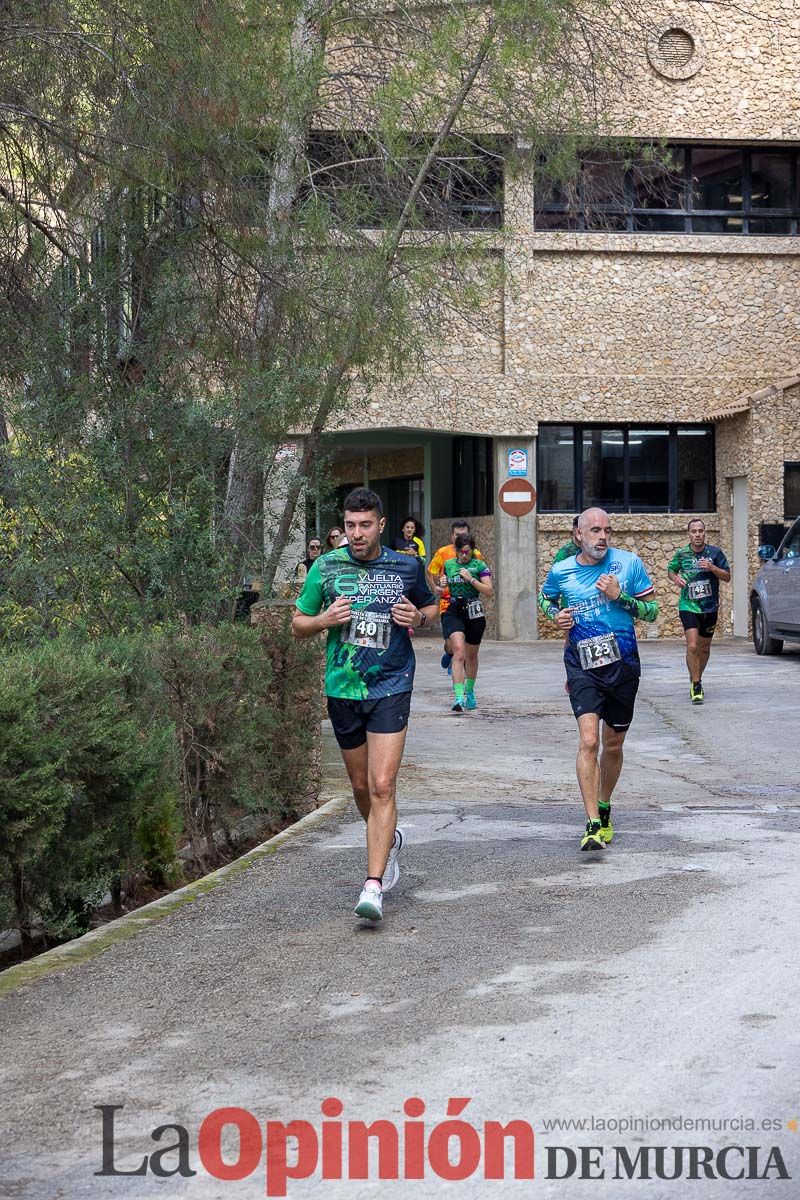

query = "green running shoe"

[
  {"left": 598, "top": 804, "right": 614, "bottom": 844},
  {"left": 690, "top": 682, "right": 704, "bottom": 704},
  {"left": 580, "top": 820, "right": 604, "bottom": 852}
]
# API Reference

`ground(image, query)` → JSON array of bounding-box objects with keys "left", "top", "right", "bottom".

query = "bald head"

[{"left": 577, "top": 508, "right": 612, "bottom": 562}]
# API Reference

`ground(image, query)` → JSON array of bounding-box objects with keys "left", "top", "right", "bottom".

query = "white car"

[{"left": 750, "top": 516, "right": 800, "bottom": 654}]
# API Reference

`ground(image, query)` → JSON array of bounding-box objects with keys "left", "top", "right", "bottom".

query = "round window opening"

[
  {"left": 658, "top": 28, "right": 694, "bottom": 67},
  {"left": 647, "top": 21, "right": 703, "bottom": 81}
]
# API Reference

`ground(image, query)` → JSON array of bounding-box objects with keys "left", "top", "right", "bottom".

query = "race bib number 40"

[
  {"left": 577, "top": 632, "right": 621, "bottom": 671},
  {"left": 688, "top": 579, "right": 712, "bottom": 601},
  {"left": 343, "top": 610, "right": 391, "bottom": 650}
]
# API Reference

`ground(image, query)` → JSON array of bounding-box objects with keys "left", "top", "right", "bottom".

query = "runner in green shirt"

[
  {"left": 440, "top": 534, "right": 493, "bottom": 712},
  {"left": 553, "top": 516, "right": 581, "bottom": 564},
  {"left": 667, "top": 518, "right": 731, "bottom": 705},
  {"left": 293, "top": 488, "right": 437, "bottom": 924}
]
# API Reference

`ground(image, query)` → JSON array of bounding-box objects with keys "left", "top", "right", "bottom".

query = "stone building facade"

[{"left": 317, "top": 4, "right": 800, "bottom": 640}]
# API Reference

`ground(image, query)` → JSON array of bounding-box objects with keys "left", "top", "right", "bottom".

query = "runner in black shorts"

[
  {"left": 440, "top": 534, "right": 493, "bottom": 712},
  {"left": 539, "top": 508, "right": 659, "bottom": 852},
  {"left": 668, "top": 519, "right": 730, "bottom": 704},
  {"left": 292, "top": 488, "right": 437, "bottom": 923}
]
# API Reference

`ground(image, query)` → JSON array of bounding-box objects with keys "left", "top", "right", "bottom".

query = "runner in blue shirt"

[{"left": 538, "top": 508, "right": 659, "bottom": 852}]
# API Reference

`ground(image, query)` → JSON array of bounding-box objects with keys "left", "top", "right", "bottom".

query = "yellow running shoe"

[
  {"left": 598, "top": 804, "right": 614, "bottom": 844},
  {"left": 580, "top": 821, "right": 604, "bottom": 851}
]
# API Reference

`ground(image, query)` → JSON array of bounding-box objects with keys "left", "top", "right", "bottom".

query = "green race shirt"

[
  {"left": 443, "top": 555, "right": 492, "bottom": 603},
  {"left": 553, "top": 539, "right": 580, "bottom": 564},
  {"left": 668, "top": 543, "right": 729, "bottom": 613},
  {"left": 295, "top": 545, "right": 435, "bottom": 700}
]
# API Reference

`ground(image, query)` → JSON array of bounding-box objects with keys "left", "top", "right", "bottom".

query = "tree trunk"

[
  {"left": 12, "top": 864, "right": 34, "bottom": 959},
  {"left": 221, "top": 4, "right": 329, "bottom": 583},
  {"left": 260, "top": 22, "right": 499, "bottom": 594}
]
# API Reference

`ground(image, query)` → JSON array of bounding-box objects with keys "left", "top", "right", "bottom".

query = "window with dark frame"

[
  {"left": 303, "top": 133, "right": 504, "bottom": 230},
  {"left": 535, "top": 145, "right": 800, "bottom": 235},
  {"left": 537, "top": 424, "right": 715, "bottom": 513},
  {"left": 452, "top": 436, "right": 495, "bottom": 516},
  {"left": 785, "top": 462, "right": 800, "bottom": 520}
]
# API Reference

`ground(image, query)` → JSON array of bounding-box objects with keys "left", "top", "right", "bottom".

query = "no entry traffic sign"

[{"left": 498, "top": 478, "right": 537, "bottom": 517}]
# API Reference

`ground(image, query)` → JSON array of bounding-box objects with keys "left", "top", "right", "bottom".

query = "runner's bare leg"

[
  {"left": 576, "top": 713, "right": 602, "bottom": 821},
  {"left": 599, "top": 724, "right": 627, "bottom": 805},
  {"left": 364, "top": 728, "right": 407, "bottom": 878}
]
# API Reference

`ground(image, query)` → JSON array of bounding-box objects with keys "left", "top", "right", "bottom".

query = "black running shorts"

[
  {"left": 441, "top": 605, "right": 486, "bottom": 646},
  {"left": 327, "top": 692, "right": 412, "bottom": 750},
  {"left": 565, "top": 665, "right": 640, "bottom": 732},
  {"left": 680, "top": 609, "right": 718, "bottom": 639}
]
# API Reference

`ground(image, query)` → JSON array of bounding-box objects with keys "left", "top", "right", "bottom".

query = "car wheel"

[{"left": 752, "top": 599, "right": 783, "bottom": 655}]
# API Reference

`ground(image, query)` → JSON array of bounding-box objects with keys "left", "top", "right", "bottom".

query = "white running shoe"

[
  {"left": 382, "top": 828, "right": 405, "bottom": 893},
  {"left": 354, "top": 883, "right": 383, "bottom": 922}
]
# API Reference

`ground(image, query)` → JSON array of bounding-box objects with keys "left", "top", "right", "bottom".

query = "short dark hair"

[
  {"left": 343, "top": 487, "right": 383, "bottom": 517},
  {"left": 687, "top": 517, "right": 706, "bottom": 531},
  {"left": 451, "top": 519, "right": 470, "bottom": 532},
  {"left": 454, "top": 533, "right": 476, "bottom": 552}
]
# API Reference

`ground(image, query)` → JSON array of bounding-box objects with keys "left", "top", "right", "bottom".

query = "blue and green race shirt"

[
  {"left": 295, "top": 545, "right": 435, "bottom": 700},
  {"left": 667, "top": 543, "right": 729, "bottom": 614},
  {"left": 539, "top": 548, "right": 655, "bottom": 681}
]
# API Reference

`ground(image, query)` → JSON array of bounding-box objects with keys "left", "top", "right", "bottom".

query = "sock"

[
  {"left": 365, "top": 876, "right": 382, "bottom": 891},
  {"left": 586, "top": 819, "right": 601, "bottom": 832},
  {"left": 465, "top": 677, "right": 475, "bottom": 695},
  {"left": 453, "top": 682, "right": 466, "bottom": 701},
  {"left": 599, "top": 801, "right": 610, "bottom": 812}
]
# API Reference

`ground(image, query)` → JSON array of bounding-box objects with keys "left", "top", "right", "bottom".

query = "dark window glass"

[
  {"left": 583, "top": 428, "right": 624, "bottom": 508},
  {"left": 585, "top": 212, "right": 628, "bottom": 231},
  {"left": 305, "top": 133, "right": 503, "bottom": 230},
  {"left": 692, "top": 148, "right": 743, "bottom": 211},
  {"left": 751, "top": 153, "right": 792, "bottom": 209},
  {"left": 633, "top": 213, "right": 687, "bottom": 232},
  {"left": 677, "top": 428, "right": 714, "bottom": 510},
  {"left": 785, "top": 463, "right": 800, "bottom": 520},
  {"left": 538, "top": 424, "right": 715, "bottom": 513},
  {"left": 538, "top": 426, "right": 575, "bottom": 511},
  {"left": 537, "top": 145, "right": 799, "bottom": 237},
  {"left": 453, "top": 436, "right": 494, "bottom": 516},
  {"left": 749, "top": 216, "right": 791, "bottom": 235},
  {"left": 628, "top": 429, "right": 670, "bottom": 508},
  {"left": 582, "top": 152, "right": 627, "bottom": 209},
  {"left": 631, "top": 150, "right": 687, "bottom": 209},
  {"left": 534, "top": 210, "right": 578, "bottom": 230},
  {"left": 691, "top": 215, "right": 744, "bottom": 234}
]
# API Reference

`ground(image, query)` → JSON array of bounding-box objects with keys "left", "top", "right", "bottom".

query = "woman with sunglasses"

[
  {"left": 296, "top": 536, "right": 323, "bottom": 583},
  {"left": 324, "top": 526, "right": 344, "bottom": 552}
]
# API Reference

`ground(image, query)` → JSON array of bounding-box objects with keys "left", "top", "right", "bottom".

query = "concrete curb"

[{"left": 0, "top": 791, "right": 352, "bottom": 1000}]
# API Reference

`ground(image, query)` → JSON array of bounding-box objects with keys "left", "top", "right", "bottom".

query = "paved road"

[{"left": 3, "top": 638, "right": 800, "bottom": 1198}]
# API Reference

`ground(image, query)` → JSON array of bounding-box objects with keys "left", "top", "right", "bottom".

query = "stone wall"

[
  {"left": 715, "top": 379, "right": 800, "bottom": 633},
  {"left": 332, "top": 447, "right": 425, "bottom": 486},
  {"left": 536, "top": 513, "right": 725, "bottom": 641}
]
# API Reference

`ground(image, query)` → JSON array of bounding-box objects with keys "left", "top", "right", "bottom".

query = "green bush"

[
  {"left": 156, "top": 619, "right": 321, "bottom": 865},
  {"left": 0, "top": 618, "right": 323, "bottom": 958},
  {"left": 0, "top": 637, "right": 179, "bottom": 953}
]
